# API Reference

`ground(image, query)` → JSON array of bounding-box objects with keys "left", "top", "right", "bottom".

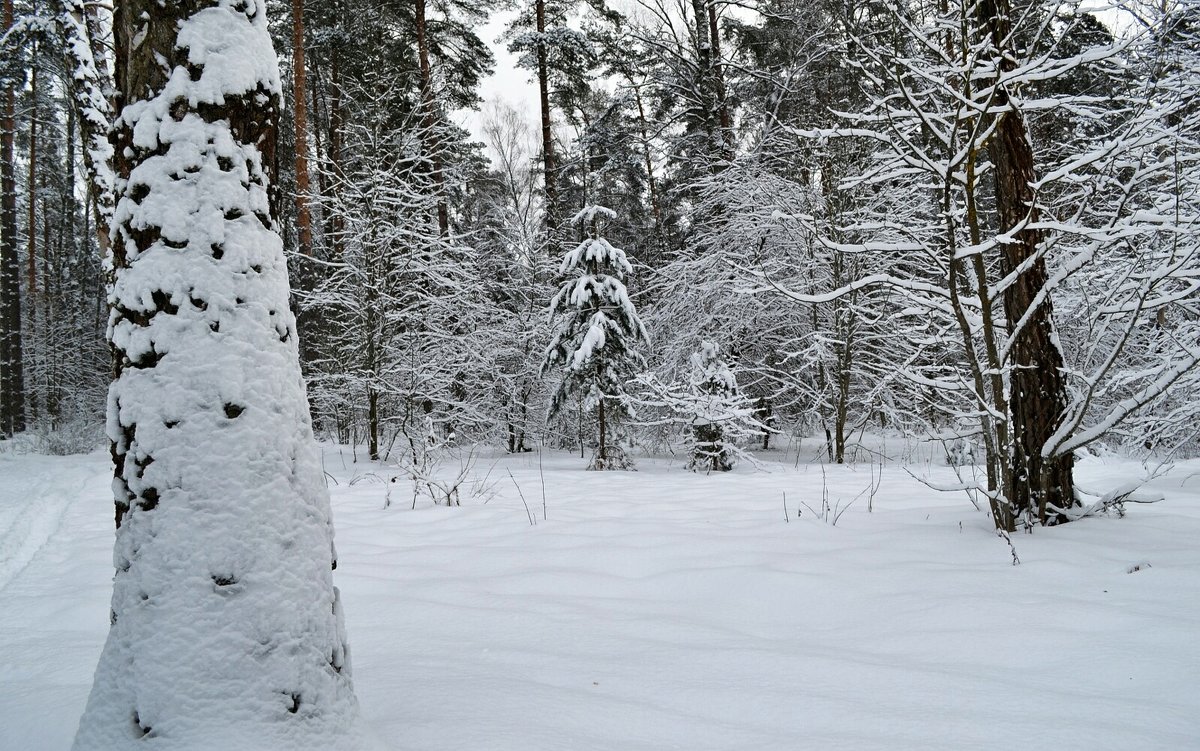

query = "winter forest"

[{"left": 1, "top": 0, "right": 1200, "bottom": 748}]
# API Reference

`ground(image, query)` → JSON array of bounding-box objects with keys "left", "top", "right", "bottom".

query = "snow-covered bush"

[{"left": 630, "top": 341, "right": 766, "bottom": 472}]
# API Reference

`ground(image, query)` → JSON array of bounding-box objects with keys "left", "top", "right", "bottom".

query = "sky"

[{"left": 454, "top": 10, "right": 538, "bottom": 157}]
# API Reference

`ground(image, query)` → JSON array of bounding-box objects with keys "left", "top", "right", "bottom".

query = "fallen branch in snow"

[
  {"left": 903, "top": 464, "right": 988, "bottom": 515},
  {"left": 1055, "top": 482, "right": 1165, "bottom": 522}
]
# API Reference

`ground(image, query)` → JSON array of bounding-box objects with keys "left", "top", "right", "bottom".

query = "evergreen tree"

[
  {"left": 686, "top": 340, "right": 739, "bottom": 472},
  {"left": 0, "top": 0, "right": 25, "bottom": 437},
  {"left": 543, "top": 205, "right": 648, "bottom": 469}
]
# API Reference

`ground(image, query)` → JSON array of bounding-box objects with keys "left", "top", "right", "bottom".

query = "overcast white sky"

[{"left": 453, "top": 10, "right": 538, "bottom": 156}]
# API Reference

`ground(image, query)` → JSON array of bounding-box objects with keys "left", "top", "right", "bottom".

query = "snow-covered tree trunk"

[
  {"left": 72, "top": 0, "right": 361, "bottom": 747},
  {"left": 58, "top": 0, "right": 115, "bottom": 256}
]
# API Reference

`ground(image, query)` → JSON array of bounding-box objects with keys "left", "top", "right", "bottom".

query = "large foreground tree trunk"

[
  {"left": 72, "top": 0, "right": 361, "bottom": 746},
  {"left": 291, "top": 0, "right": 313, "bottom": 256},
  {"left": 980, "top": 0, "right": 1075, "bottom": 528}
]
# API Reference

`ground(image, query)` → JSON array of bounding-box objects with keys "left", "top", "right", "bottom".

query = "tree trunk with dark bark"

[
  {"left": 292, "top": 0, "right": 313, "bottom": 256},
  {"left": 27, "top": 49, "right": 38, "bottom": 297},
  {"left": 415, "top": 0, "right": 449, "bottom": 237},
  {"left": 58, "top": 0, "right": 115, "bottom": 256},
  {"left": 0, "top": 0, "right": 24, "bottom": 436},
  {"left": 328, "top": 46, "right": 346, "bottom": 258},
  {"left": 690, "top": 0, "right": 717, "bottom": 153},
  {"left": 979, "top": 0, "right": 1075, "bottom": 527},
  {"left": 597, "top": 396, "right": 607, "bottom": 465},
  {"left": 536, "top": 0, "right": 558, "bottom": 235},
  {"left": 706, "top": 1, "right": 732, "bottom": 157}
]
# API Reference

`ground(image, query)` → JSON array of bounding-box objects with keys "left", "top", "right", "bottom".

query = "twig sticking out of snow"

[
  {"left": 999, "top": 529, "right": 1021, "bottom": 567},
  {"left": 508, "top": 470, "right": 536, "bottom": 526}
]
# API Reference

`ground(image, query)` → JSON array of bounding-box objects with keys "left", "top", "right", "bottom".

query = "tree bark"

[
  {"left": 328, "top": 46, "right": 345, "bottom": 258},
  {"left": 27, "top": 48, "right": 37, "bottom": 296},
  {"left": 980, "top": 0, "right": 1074, "bottom": 526},
  {"left": 690, "top": 0, "right": 717, "bottom": 153},
  {"left": 415, "top": 0, "right": 449, "bottom": 236},
  {"left": 291, "top": 0, "right": 313, "bottom": 256},
  {"left": 58, "top": 0, "right": 115, "bottom": 256},
  {"left": 367, "top": 385, "right": 379, "bottom": 461},
  {"left": 706, "top": 1, "right": 732, "bottom": 157},
  {"left": 536, "top": 0, "right": 558, "bottom": 235},
  {"left": 73, "top": 0, "right": 361, "bottom": 744},
  {"left": 630, "top": 80, "right": 667, "bottom": 263},
  {"left": 597, "top": 395, "right": 607, "bottom": 465},
  {"left": 0, "top": 0, "right": 24, "bottom": 436}
]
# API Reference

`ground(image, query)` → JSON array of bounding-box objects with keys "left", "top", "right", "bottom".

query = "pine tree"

[
  {"left": 505, "top": 0, "right": 619, "bottom": 236},
  {"left": 0, "top": 0, "right": 25, "bottom": 437},
  {"left": 72, "top": 0, "right": 361, "bottom": 746},
  {"left": 543, "top": 205, "right": 648, "bottom": 469}
]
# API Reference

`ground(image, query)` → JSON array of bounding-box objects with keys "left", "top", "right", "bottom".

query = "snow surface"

[{"left": 2, "top": 443, "right": 1200, "bottom": 749}]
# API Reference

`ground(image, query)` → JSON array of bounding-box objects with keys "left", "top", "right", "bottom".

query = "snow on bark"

[
  {"left": 72, "top": 0, "right": 361, "bottom": 748},
  {"left": 57, "top": 0, "right": 115, "bottom": 253}
]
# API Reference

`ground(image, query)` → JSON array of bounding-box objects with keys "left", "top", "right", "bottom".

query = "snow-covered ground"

[{"left": 2, "top": 442, "right": 1199, "bottom": 749}]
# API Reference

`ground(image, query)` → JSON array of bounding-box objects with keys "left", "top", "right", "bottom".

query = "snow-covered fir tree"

[
  {"left": 687, "top": 341, "right": 740, "bottom": 472},
  {"left": 71, "top": 0, "right": 362, "bottom": 747},
  {"left": 543, "top": 205, "right": 648, "bottom": 470}
]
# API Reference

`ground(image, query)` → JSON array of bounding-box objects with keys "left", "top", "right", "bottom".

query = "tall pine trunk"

[
  {"left": 0, "top": 0, "right": 25, "bottom": 437},
  {"left": 72, "top": 0, "right": 361, "bottom": 745},
  {"left": 980, "top": 0, "right": 1074, "bottom": 527},
  {"left": 291, "top": 0, "right": 313, "bottom": 256},
  {"left": 27, "top": 48, "right": 37, "bottom": 297},
  {"left": 690, "top": 0, "right": 717, "bottom": 152},
  {"left": 706, "top": 1, "right": 732, "bottom": 157},
  {"left": 58, "top": 0, "right": 116, "bottom": 256},
  {"left": 535, "top": 0, "right": 558, "bottom": 235},
  {"left": 415, "top": 0, "right": 449, "bottom": 236}
]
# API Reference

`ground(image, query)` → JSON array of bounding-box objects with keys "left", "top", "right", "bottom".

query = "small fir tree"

[
  {"left": 687, "top": 341, "right": 739, "bottom": 472},
  {"left": 628, "top": 341, "right": 763, "bottom": 472},
  {"left": 543, "top": 205, "right": 648, "bottom": 470}
]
